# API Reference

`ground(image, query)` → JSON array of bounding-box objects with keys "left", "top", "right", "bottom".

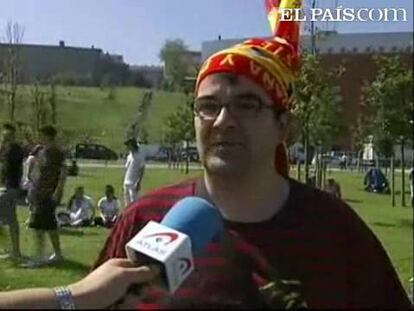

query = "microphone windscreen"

[{"left": 161, "top": 196, "right": 224, "bottom": 255}]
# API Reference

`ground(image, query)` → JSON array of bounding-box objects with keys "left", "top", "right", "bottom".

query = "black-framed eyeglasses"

[{"left": 193, "top": 94, "right": 275, "bottom": 120}]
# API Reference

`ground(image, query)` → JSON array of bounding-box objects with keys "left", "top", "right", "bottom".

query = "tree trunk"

[
  {"left": 401, "top": 140, "right": 406, "bottom": 207},
  {"left": 391, "top": 156, "right": 395, "bottom": 207},
  {"left": 318, "top": 150, "right": 323, "bottom": 189},
  {"left": 168, "top": 149, "right": 172, "bottom": 169},
  {"left": 297, "top": 161, "right": 301, "bottom": 182},
  {"left": 9, "top": 89, "right": 16, "bottom": 122},
  {"left": 185, "top": 140, "right": 189, "bottom": 175},
  {"left": 304, "top": 131, "right": 310, "bottom": 184}
]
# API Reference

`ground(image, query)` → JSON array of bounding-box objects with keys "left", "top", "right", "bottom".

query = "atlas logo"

[
  {"left": 143, "top": 232, "right": 179, "bottom": 245},
  {"left": 177, "top": 257, "right": 192, "bottom": 275}
]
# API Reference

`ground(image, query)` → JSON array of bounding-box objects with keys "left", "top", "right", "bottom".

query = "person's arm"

[
  {"left": 53, "top": 162, "right": 67, "bottom": 204},
  {"left": 26, "top": 157, "right": 35, "bottom": 182},
  {"left": 136, "top": 164, "right": 146, "bottom": 191},
  {"left": 0, "top": 258, "right": 159, "bottom": 309},
  {"left": 97, "top": 198, "right": 105, "bottom": 218}
]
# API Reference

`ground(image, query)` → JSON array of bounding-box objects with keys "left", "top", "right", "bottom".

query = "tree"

[
  {"left": 48, "top": 80, "right": 57, "bottom": 125},
  {"left": 350, "top": 115, "right": 370, "bottom": 171},
  {"left": 31, "top": 82, "right": 48, "bottom": 132},
  {"left": 293, "top": 52, "right": 345, "bottom": 185},
  {"left": 2, "top": 21, "right": 24, "bottom": 121},
  {"left": 362, "top": 55, "right": 413, "bottom": 206},
  {"left": 162, "top": 94, "right": 195, "bottom": 174},
  {"left": 159, "top": 39, "right": 189, "bottom": 91}
]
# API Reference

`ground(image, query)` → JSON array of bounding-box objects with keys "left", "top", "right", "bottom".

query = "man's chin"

[{"left": 203, "top": 156, "right": 244, "bottom": 176}]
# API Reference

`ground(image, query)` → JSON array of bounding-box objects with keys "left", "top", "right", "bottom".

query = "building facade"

[{"left": 0, "top": 41, "right": 127, "bottom": 85}]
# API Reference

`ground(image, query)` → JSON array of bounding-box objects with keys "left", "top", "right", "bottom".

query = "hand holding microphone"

[
  {"left": 111, "top": 197, "right": 223, "bottom": 308},
  {"left": 68, "top": 258, "right": 160, "bottom": 309}
]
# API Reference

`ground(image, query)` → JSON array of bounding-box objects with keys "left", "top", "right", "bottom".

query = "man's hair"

[
  {"left": 39, "top": 125, "right": 57, "bottom": 138},
  {"left": 105, "top": 185, "right": 114, "bottom": 193},
  {"left": 2, "top": 122, "right": 16, "bottom": 132},
  {"left": 75, "top": 186, "right": 84, "bottom": 192}
]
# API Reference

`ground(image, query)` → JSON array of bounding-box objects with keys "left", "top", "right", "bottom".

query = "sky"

[{"left": 0, "top": 0, "right": 412, "bottom": 65}]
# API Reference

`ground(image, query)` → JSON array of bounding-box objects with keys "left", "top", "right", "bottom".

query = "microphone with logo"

[{"left": 116, "top": 196, "right": 223, "bottom": 305}]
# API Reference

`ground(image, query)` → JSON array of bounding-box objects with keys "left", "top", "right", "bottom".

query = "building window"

[
  {"left": 340, "top": 47, "right": 346, "bottom": 53},
  {"left": 315, "top": 48, "right": 320, "bottom": 54},
  {"left": 352, "top": 47, "right": 358, "bottom": 53},
  {"left": 366, "top": 46, "right": 372, "bottom": 53},
  {"left": 406, "top": 46, "right": 412, "bottom": 53},
  {"left": 391, "top": 46, "right": 398, "bottom": 52},
  {"left": 378, "top": 46, "right": 384, "bottom": 53},
  {"left": 327, "top": 47, "right": 334, "bottom": 53}
]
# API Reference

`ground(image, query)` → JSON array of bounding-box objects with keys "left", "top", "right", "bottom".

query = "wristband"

[{"left": 54, "top": 286, "right": 76, "bottom": 310}]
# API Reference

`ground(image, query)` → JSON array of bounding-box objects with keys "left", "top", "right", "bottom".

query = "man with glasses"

[{"left": 93, "top": 0, "right": 410, "bottom": 308}]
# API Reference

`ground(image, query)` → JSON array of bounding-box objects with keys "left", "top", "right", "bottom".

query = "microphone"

[{"left": 125, "top": 196, "right": 224, "bottom": 294}]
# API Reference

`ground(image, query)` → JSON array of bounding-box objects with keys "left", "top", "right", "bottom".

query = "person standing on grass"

[
  {"left": 123, "top": 138, "right": 145, "bottom": 207},
  {"left": 92, "top": 0, "right": 411, "bottom": 308},
  {"left": 24, "top": 125, "right": 66, "bottom": 268},
  {"left": 0, "top": 123, "right": 25, "bottom": 260}
]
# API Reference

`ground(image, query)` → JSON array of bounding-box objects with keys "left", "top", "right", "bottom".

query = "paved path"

[{"left": 75, "top": 160, "right": 203, "bottom": 170}]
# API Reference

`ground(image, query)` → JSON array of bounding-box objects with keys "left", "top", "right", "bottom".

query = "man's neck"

[{"left": 200, "top": 168, "right": 290, "bottom": 223}]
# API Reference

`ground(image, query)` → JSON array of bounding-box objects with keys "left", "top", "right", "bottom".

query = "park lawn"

[
  {"left": 0, "top": 167, "right": 412, "bottom": 296},
  {"left": 0, "top": 86, "right": 187, "bottom": 150}
]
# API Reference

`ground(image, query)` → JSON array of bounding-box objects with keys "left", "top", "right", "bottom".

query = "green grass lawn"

[
  {"left": 0, "top": 86, "right": 187, "bottom": 150},
  {"left": 0, "top": 167, "right": 412, "bottom": 297}
]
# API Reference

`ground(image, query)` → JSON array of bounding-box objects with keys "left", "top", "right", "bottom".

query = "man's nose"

[{"left": 212, "top": 105, "right": 237, "bottom": 129}]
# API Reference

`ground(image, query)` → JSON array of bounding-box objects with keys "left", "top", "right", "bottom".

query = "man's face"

[
  {"left": 75, "top": 188, "right": 84, "bottom": 198},
  {"left": 39, "top": 133, "right": 52, "bottom": 145},
  {"left": 194, "top": 74, "right": 288, "bottom": 177}
]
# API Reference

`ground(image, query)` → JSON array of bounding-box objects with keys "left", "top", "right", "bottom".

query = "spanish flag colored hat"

[{"left": 195, "top": 0, "right": 302, "bottom": 177}]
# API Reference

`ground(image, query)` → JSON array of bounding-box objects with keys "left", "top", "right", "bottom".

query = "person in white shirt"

[
  {"left": 21, "top": 145, "right": 43, "bottom": 206},
  {"left": 95, "top": 185, "right": 121, "bottom": 228},
  {"left": 123, "top": 138, "right": 145, "bottom": 207},
  {"left": 61, "top": 186, "right": 95, "bottom": 227}
]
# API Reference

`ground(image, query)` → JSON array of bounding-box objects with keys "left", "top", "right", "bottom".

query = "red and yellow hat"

[{"left": 195, "top": 0, "right": 302, "bottom": 177}]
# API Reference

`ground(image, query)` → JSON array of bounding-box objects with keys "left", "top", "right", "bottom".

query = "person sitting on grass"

[
  {"left": 95, "top": 185, "right": 121, "bottom": 228},
  {"left": 364, "top": 167, "right": 390, "bottom": 194},
  {"left": 57, "top": 186, "right": 95, "bottom": 227},
  {"left": 324, "top": 178, "right": 341, "bottom": 199}
]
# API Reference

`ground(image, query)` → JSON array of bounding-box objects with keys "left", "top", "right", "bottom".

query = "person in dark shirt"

[
  {"left": 0, "top": 123, "right": 24, "bottom": 259},
  {"left": 93, "top": 0, "right": 411, "bottom": 308},
  {"left": 24, "top": 125, "right": 66, "bottom": 268}
]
